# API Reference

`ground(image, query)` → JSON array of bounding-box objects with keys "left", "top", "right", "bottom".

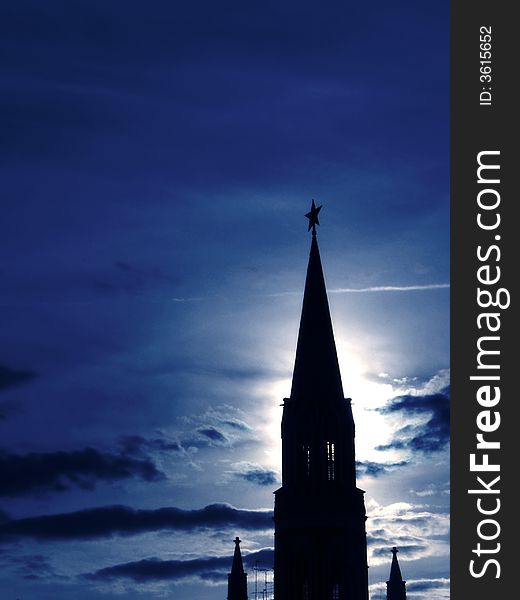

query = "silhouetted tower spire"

[
  {"left": 274, "top": 202, "right": 369, "bottom": 600},
  {"left": 290, "top": 209, "right": 345, "bottom": 404},
  {"left": 386, "top": 547, "right": 407, "bottom": 600},
  {"left": 227, "top": 537, "right": 248, "bottom": 600}
]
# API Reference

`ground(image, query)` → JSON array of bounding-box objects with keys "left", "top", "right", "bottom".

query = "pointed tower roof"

[
  {"left": 386, "top": 547, "right": 406, "bottom": 600},
  {"left": 228, "top": 537, "right": 248, "bottom": 600},
  {"left": 290, "top": 204, "right": 344, "bottom": 402},
  {"left": 230, "top": 536, "right": 245, "bottom": 574},
  {"left": 389, "top": 547, "right": 404, "bottom": 582}
]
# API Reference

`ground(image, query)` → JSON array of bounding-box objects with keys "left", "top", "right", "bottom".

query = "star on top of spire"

[{"left": 305, "top": 199, "right": 322, "bottom": 235}]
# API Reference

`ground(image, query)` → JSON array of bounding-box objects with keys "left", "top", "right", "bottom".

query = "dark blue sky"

[{"left": 1, "top": 2, "right": 449, "bottom": 598}]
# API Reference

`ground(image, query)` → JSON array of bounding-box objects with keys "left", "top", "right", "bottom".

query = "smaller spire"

[
  {"left": 228, "top": 536, "right": 248, "bottom": 600},
  {"left": 389, "top": 547, "right": 403, "bottom": 581},
  {"left": 231, "top": 537, "right": 245, "bottom": 574},
  {"left": 386, "top": 547, "right": 406, "bottom": 600}
]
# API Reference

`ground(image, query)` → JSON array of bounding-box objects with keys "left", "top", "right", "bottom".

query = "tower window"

[
  {"left": 303, "top": 581, "right": 310, "bottom": 600},
  {"left": 326, "top": 441, "right": 335, "bottom": 481},
  {"left": 303, "top": 444, "right": 311, "bottom": 478},
  {"left": 332, "top": 583, "right": 340, "bottom": 599}
]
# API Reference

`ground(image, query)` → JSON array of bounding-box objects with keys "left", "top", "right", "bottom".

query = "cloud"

[
  {"left": 329, "top": 284, "right": 450, "bottom": 294},
  {"left": 407, "top": 577, "right": 450, "bottom": 592},
  {"left": 117, "top": 408, "right": 256, "bottom": 456},
  {"left": 197, "top": 427, "right": 229, "bottom": 444},
  {"left": 409, "top": 482, "right": 450, "bottom": 497},
  {"left": 367, "top": 530, "right": 425, "bottom": 547},
  {"left": 118, "top": 435, "right": 184, "bottom": 456},
  {"left": 376, "top": 387, "right": 450, "bottom": 453},
  {"left": 367, "top": 526, "right": 433, "bottom": 557},
  {"left": 87, "top": 555, "right": 230, "bottom": 583},
  {"left": 221, "top": 418, "right": 252, "bottom": 432},
  {"left": 0, "top": 447, "right": 165, "bottom": 497},
  {"left": 366, "top": 502, "right": 449, "bottom": 565},
  {"left": 0, "top": 364, "right": 38, "bottom": 392},
  {"left": 0, "top": 503, "right": 274, "bottom": 542},
  {"left": 271, "top": 284, "right": 449, "bottom": 297},
  {"left": 364, "top": 368, "right": 449, "bottom": 393},
  {"left": 178, "top": 405, "right": 257, "bottom": 450},
  {"left": 356, "top": 460, "right": 409, "bottom": 478},
  {"left": 3, "top": 553, "right": 62, "bottom": 582},
  {"left": 367, "top": 501, "right": 449, "bottom": 529},
  {"left": 230, "top": 462, "right": 279, "bottom": 486},
  {"left": 416, "top": 369, "right": 450, "bottom": 395},
  {"left": 86, "top": 548, "right": 274, "bottom": 584},
  {"left": 363, "top": 371, "right": 421, "bottom": 387}
]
